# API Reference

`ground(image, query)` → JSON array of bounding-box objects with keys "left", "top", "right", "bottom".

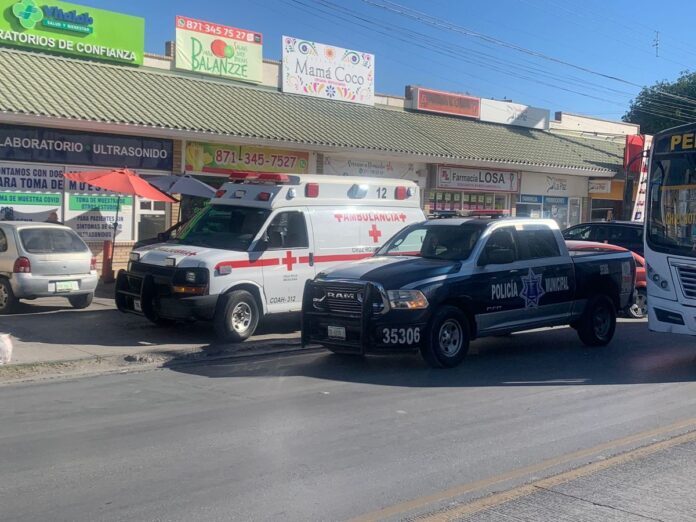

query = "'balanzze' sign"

[{"left": 437, "top": 166, "right": 519, "bottom": 193}]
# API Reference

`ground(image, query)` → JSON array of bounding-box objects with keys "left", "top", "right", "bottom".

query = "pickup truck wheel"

[
  {"left": 421, "top": 306, "right": 470, "bottom": 368},
  {"left": 577, "top": 294, "right": 616, "bottom": 346},
  {"left": 68, "top": 293, "right": 93, "bottom": 309},
  {"left": 627, "top": 289, "right": 647, "bottom": 319},
  {"left": 214, "top": 290, "right": 260, "bottom": 343},
  {"left": 0, "top": 278, "right": 17, "bottom": 314}
]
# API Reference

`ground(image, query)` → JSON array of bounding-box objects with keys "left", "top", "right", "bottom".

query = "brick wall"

[{"left": 87, "top": 240, "right": 135, "bottom": 277}]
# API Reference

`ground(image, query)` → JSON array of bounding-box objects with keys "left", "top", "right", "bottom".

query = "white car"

[
  {"left": 0, "top": 222, "right": 98, "bottom": 313},
  {"left": 116, "top": 173, "right": 426, "bottom": 341}
]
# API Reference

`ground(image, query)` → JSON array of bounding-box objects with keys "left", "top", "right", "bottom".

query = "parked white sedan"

[{"left": 0, "top": 222, "right": 98, "bottom": 313}]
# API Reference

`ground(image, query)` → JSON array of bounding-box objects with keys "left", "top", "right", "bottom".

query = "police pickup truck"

[{"left": 302, "top": 218, "right": 636, "bottom": 368}]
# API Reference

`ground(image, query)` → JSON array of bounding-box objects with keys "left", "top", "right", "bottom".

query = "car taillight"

[
  {"left": 13, "top": 257, "right": 31, "bottom": 273},
  {"left": 90, "top": 256, "right": 97, "bottom": 271}
]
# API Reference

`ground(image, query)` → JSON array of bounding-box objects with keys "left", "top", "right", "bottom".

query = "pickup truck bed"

[{"left": 302, "top": 218, "right": 636, "bottom": 368}]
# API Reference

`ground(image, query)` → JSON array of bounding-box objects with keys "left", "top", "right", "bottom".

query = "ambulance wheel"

[
  {"left": 420, "top": 306, "right": 470, "bottom": 368},
  {"left": 214, "top": 290, "right": 260, "bottom": 343},
  {"left": 577, "top": 294, "right": 616, "bottom": 347}
]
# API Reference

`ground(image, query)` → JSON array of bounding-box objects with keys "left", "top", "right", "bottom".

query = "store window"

[
  {"left": 138, "top": 199, "right": 169, "bottom": 241},
  {"left": 429, "top": 191, "right": 510, "bottom": 212}
]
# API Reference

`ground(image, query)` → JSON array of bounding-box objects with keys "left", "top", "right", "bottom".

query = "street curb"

[{"left": 0, "top": 335, "right": 314, "bottom": 385}]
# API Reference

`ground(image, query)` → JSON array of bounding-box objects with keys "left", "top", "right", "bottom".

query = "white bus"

[{"left": 646, "top": 123, "right": 696, "bottom": 334}]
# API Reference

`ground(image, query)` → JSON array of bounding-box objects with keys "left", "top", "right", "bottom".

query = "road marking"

[{"left": 346, "top": 417, "right": 696, "bottom": 522}]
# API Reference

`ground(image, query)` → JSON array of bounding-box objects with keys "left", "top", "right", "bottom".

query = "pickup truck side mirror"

[{"left": 479, "top": 248, "right": 515, "bottom": 266}]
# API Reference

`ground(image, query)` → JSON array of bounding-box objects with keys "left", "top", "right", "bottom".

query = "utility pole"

[{"left": 653, "top": 31, "right": 659, "bottom": 58}]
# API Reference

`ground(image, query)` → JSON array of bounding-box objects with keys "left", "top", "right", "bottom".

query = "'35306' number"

[{"left": 382, "top": 327, "right": 420, "bottom": 345}]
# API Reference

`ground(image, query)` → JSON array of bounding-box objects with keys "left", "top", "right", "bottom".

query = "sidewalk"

[{"left": 0, "top": 283, "right": 303, "bottom": 381}]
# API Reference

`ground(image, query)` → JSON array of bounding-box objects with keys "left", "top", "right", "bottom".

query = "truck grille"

[
  {"left": 129, "top": 261, "right": 175, "bottom": 278},
  {"left": 676, "top": 265, "right": 696, "bottom": 299},
  {"left": 323, "top": 283, "right": 364, "bottom": 315}
]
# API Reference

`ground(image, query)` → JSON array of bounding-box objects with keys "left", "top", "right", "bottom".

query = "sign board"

[
  {"left": 410, "top": 87, "right": 480, "bottom": 119},
  {"left": 323, "top": 156, "right": 423, "bottom": 184},
  {"left": 437, "top": 166, "right": 519, "bottom": 192},
  {"left": 185, "top": 141, "right": 309, "bottom": 174},
  {"left": 0, "top": 125, "right": 173, "bottom": 170},
  {"left": 479, "top": 99, "right": 550, "bottom": 130},
  {"left": 0, "top": 0, "right": 144, "bottom": 65},
  {"left": 589, "top": 179, "right": 612, "bottom": 194},
  {"left": 632, "top": 135, "right": 652, "bottom": 222},
  {"left": 282, "top": 35, "right": 374, "bottom": 106},
  {"left": 175, "top": 15, "right": 263, "bottom": 84}
]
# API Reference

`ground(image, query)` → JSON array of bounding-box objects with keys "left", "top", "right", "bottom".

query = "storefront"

[
  {"left": 589, "top": 178, "right": 626, "bottom": 221},
  {"left": 0, "top": 124, "right": 173, "bottom": 243},
  {"left": 429, "top": 165, "right": 519, "bottom": 214},
  {"left": 517, "top": 172, "right": 588, "bottom": 228}
]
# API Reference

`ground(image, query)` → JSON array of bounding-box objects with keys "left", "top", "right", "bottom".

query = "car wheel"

[
  {"left": 627, "top": 288, "right": 647, "bottom": 319},
  {"left": 577, "top": 294, "right": 616, "bottom": 346},
  {"left": 214, "top": 290, "right": 260, "bottom": 343},
  {"left": 0, "top": 278, "right": 17, "bottom": 314},
  {"left": 420, "top": 306, "right": 470, "bottom": 368},
  {"left": 68, "top": 293, "right": 93, "bottom": 309}
]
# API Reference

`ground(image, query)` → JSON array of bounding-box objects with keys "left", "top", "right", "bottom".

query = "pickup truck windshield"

[
  {"left": 647, "top": 154, "right": 696, "bottom": 258},
  {"left": 377, "top": 224, "right": 485, "bottom": 260},
  {"left": 172, "top": 205, "right": 270, "bottom": 250}
]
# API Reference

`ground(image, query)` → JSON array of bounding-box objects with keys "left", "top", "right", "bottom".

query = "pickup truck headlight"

[{"left": 387, "top": 290, "right": 429, "bottom": 310}]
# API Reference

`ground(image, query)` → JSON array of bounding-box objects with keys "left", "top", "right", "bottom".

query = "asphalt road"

[{"left": 2, "top": 319, "right": 696, "bottom": 521}]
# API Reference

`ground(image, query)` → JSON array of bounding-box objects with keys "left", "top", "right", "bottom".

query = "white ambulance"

[{"left": 115, "top": 173, "right": 425, "bottom": 341}]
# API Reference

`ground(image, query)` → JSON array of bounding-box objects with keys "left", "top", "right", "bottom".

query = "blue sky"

[{"left": 85, "top": 0, "right": 695, "bottom": 120}]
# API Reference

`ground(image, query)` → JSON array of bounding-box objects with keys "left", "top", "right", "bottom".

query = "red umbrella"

[{"left": 64, "top": 168, "right": 176, "bottom": 203}]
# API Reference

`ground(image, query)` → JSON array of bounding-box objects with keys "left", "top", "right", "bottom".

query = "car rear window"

[{"left": 19, "top": 228, "right": 89, "bottom": 254}]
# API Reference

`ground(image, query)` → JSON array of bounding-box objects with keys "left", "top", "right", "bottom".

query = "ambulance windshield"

[
  {"left": 377, "top": 224, "right": 484, "bottom": 260},
  {"left": 173, "top": 205, "right": 271, "bottom": 250}
]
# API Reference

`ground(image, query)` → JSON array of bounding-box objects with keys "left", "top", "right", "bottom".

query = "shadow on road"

[{"left": 170, "top": 321, "right": 696, "bottom": 387}]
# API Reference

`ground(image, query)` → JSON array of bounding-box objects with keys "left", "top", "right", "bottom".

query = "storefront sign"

[
  {"left": 175, "top": 15, "right": 262, "bottom": 84},
  {"left": 479, "top": 99, "right": 549, "bottom": 130},
  {"left": 185, "top": 141, "right": 309, "bottom": 174},
  {"left": 519, "top": 194, "right": 543, "bottom": 204},
  {"left": 589, "top": 179, "right": 611, "bottom": 194},
  {"left": 546, "top": 176, "right": 568, "bottom": 194},
  {"left": 0, "top": 125, "right": 173, "bottom": 170},
  {"left": 632, "top": 135, "right": 652, "bottom": 222},
  {"left": 64, "top": 193, "right": 133, "bottom": 241},
  {"left": 323, "top": 156, "right": 423, "bottom": 184},
  {"left": 437, "top": 166, "right": 519, "bottom": 192},
  {"left": 0, "top": 0, "right": 144, "bottom": 65},
  {"left": 411, "top": 87, "right": 480, "bottom": 119},
  {"left": 282, "top": 35, "right": 374, "bottom": 106},
  {"left": 0, "top": 162, "right": 65, "bottom": 191}
]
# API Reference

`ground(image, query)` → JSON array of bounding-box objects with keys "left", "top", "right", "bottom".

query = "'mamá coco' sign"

[
  {"left": 175, "top": 15, "right": 263, "bottom": 84},
  {"left": 282, "top": 35, "right": 374, "bottom": 106}
]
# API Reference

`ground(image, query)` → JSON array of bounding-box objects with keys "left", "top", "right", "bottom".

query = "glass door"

[{"left": 568, "top": 197, "right": 582, "bottom": 227}]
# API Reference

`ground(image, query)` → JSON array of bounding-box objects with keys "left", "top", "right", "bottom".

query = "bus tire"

[
  {"left": 420, "top": 306, "right": 470, "bottom": 368},
  {"left": 214, "top": 290, "right": 260, "bottom": 343},
  {"left": 577, "top": 294, "right": 616, "bottom": 346}
]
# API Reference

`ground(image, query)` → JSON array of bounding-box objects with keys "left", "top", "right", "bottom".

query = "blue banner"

[{"left": 0, "top": 124, "right": 173, "bottom": 171}]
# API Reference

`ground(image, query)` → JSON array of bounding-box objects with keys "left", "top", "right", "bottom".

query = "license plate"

[
  {"left": 54, "top": 281, "right": 78, "bottom": 293},
  {"left": 327, "top": 326, "right": 346, "bottom": 340},
  {"left": 133, "top": 299, "right": 142, "bottom": 312}
]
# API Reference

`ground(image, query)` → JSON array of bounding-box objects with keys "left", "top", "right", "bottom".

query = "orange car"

[{"left": 566, "top": 240, "right": 646, "bottom": 318}]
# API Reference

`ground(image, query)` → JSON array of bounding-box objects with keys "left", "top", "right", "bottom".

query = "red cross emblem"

[
  {"left": 368, "top": 224, "right": 382, "bottom": 243},
  {"left": 282, "top": 250, "right": 297, "bottom": 271}
]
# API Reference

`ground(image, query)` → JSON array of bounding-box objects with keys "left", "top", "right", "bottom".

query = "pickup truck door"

[{"left": 473, "top": 225, "right": 575, "bottom": 335}]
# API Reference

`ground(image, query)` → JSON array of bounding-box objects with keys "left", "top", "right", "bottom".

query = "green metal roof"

[{"left": 0, "top": 49, "right": 623, "bottom": 173}]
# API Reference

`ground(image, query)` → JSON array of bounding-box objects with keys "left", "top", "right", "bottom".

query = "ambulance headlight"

[
  {"left": 387, "top": 290, "right": 429, "bottom": 309},
  {"left": 185, "top": 271, "right": 197, "bottom": 283},
  {"left": 173, "top": 268, "right": 209, "bottom": 285}
]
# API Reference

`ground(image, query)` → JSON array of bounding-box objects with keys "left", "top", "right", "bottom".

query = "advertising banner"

[
  {"left": 323, "top": 156, "right": 423, "bottom": 184},
  {"left": 0, "top": 125, "right": 173, "bottom": 170},
  {"left": 0, "top": 0, "right": 144, "bottom": 65},
  {"left": 175, "top": 15, "right": 262, "bottom": 84},
  {"left": 479, "top": 99, "right": 550, "bottom": 130},
  {"left": 437, "top": 166, "right": 519, "bottom": 193},
  {"left": 589, "top": 179, "right": 611, "bottom": 194},
  {"left": 64, "top": 193, "right": 133, "bottom": 241},
  {"left": 411, "top": 87, "right": 480, "bottom": 119},
  {"left": 185, "top": 141, "right": 309, "bottom": 174},
  {"left": 631, "top": 135, "right": 652, "bottom": 222},
  {"left": 282, "top": 35, "right": 374, "bottom": 106}
]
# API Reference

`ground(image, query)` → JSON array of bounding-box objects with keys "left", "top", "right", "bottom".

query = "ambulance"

[{"left": 115, "top": 173, "right": 425, "bottom": 341}]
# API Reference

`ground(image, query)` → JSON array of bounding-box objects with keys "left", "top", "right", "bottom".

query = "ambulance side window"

[{"left": 264, "top": 211, "right": 309, "bottom": 249}]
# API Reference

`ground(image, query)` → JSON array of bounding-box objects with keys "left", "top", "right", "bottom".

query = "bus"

[{"left": 645, "top": 122, "right": 696, "bottom": 334}]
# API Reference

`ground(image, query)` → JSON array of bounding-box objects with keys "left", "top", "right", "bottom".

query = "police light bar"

[
  {"left": 229, "top": 171, "right": 260, "bottom": 181},
  {"left": 257, "top": 173, "right": 290, "bottom": 183}
]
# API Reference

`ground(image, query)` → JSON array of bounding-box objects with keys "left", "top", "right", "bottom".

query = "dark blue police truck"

[{"left": 302, "top": 218, "right": 636, "bottom": 368}]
